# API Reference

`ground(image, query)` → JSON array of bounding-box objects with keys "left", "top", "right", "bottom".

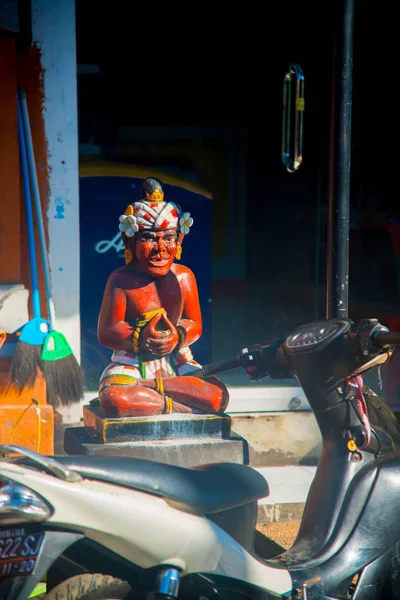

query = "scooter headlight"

[{"left": 0, "top": 477, "right": 53, "bottom": 524}]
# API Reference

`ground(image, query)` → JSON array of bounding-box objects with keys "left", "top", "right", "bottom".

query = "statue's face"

[{"left": 135, "top": 229, "right": 178, "bottom": 277}]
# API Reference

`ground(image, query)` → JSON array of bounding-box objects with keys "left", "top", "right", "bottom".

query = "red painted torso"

[
  {"left": 98, "top": 262, "right": 202, "bottom": 351},
  {"left": 121, "top": 266, "right": 185, "bottom": 325}
]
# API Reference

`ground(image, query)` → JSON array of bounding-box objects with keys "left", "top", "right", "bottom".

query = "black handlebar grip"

[
  {"left": 190, "top": 356, "right": 241, "bottom": 378},
  {"left": 373, "top": 331, "right": 400, "bottom": 348}
]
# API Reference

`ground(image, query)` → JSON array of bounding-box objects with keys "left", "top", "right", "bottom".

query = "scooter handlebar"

[
  {"left": 189, "top": 341, "right": 289, "bottom": 382},
  {"left": 189, "top": 355, "right": 242, "bottom": 378},
  {"left": 372, "top": 330, "right": 400, "bottom": 348}
]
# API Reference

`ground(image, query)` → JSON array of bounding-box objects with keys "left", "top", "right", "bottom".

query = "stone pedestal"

[{"left": 64, "top": 404, "right": 248, "bottom": 467}]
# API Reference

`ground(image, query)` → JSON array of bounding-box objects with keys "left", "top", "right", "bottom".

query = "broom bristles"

[
  {"left": 42, "top": 354, "right": 84, "bottom": 407},
  {"left": 7, "top": 341, "right": 43, "bottom": 392}
]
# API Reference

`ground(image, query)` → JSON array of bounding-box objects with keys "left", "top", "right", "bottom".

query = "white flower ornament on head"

[
  {"left": 179, "top": 213, "right": 194, "bottom": 235},
  {"left": 119, "top": 214, "right": 139, "bottom": 238}
]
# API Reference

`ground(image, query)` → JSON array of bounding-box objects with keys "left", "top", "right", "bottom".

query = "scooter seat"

[{"left": 18, "top": 455, "right": 269, "bottom": 514}]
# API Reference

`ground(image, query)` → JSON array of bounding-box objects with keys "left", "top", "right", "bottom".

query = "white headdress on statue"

[{"left": 119, "top": 177, "right": 193, "bottom": 264}]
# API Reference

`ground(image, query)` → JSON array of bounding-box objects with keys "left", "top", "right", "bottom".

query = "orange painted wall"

[
  {"left": 0, "top": 32, "right": 49, "bottom": 320},
  {"left": 0, "top": 35, "right": 20, "bottom": 283},
  {"left": 0, "top": 31, "right": 53, "bottom": 453}
]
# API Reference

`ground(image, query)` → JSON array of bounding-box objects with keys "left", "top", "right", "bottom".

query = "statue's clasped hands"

[{"left": 140, "top": 313, "right": 179, "bottom": 357}]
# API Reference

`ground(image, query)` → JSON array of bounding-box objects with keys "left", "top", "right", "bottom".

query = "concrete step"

[
  {"left": 230, "top": 411, "right": 321, "bottom": 467},
  {"left": 255, "top": 465, "right": 316, "bottom": 524},
  {"left": 60, "top": 392, "right": 322, "bottom": 468}
]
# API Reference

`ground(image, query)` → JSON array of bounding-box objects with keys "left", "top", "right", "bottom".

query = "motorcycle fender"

[{"left": 0, "top": 463, "right": 294, "bottom": 597}]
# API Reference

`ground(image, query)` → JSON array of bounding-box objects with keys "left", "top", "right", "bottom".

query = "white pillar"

[{"left": 31, "top": 0, "right": 81, "bottom": 361}]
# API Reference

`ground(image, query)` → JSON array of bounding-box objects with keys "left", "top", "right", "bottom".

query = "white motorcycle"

[{"left": 1, "top": 317, "right": 400, "bottom": 600}]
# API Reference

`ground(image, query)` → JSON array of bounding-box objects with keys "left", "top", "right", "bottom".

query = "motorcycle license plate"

[{"left": 0, "top": 528, "right": 44, "bottom": 578}]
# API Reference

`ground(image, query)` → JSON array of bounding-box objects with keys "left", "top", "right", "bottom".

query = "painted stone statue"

[{"left": 97, "top": 177, "right": 229, "bottom": 418}]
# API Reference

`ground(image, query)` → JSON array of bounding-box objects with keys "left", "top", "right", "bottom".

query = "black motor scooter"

[{"left": 1, "top": 317, "right": 400, "bottom": 600}]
